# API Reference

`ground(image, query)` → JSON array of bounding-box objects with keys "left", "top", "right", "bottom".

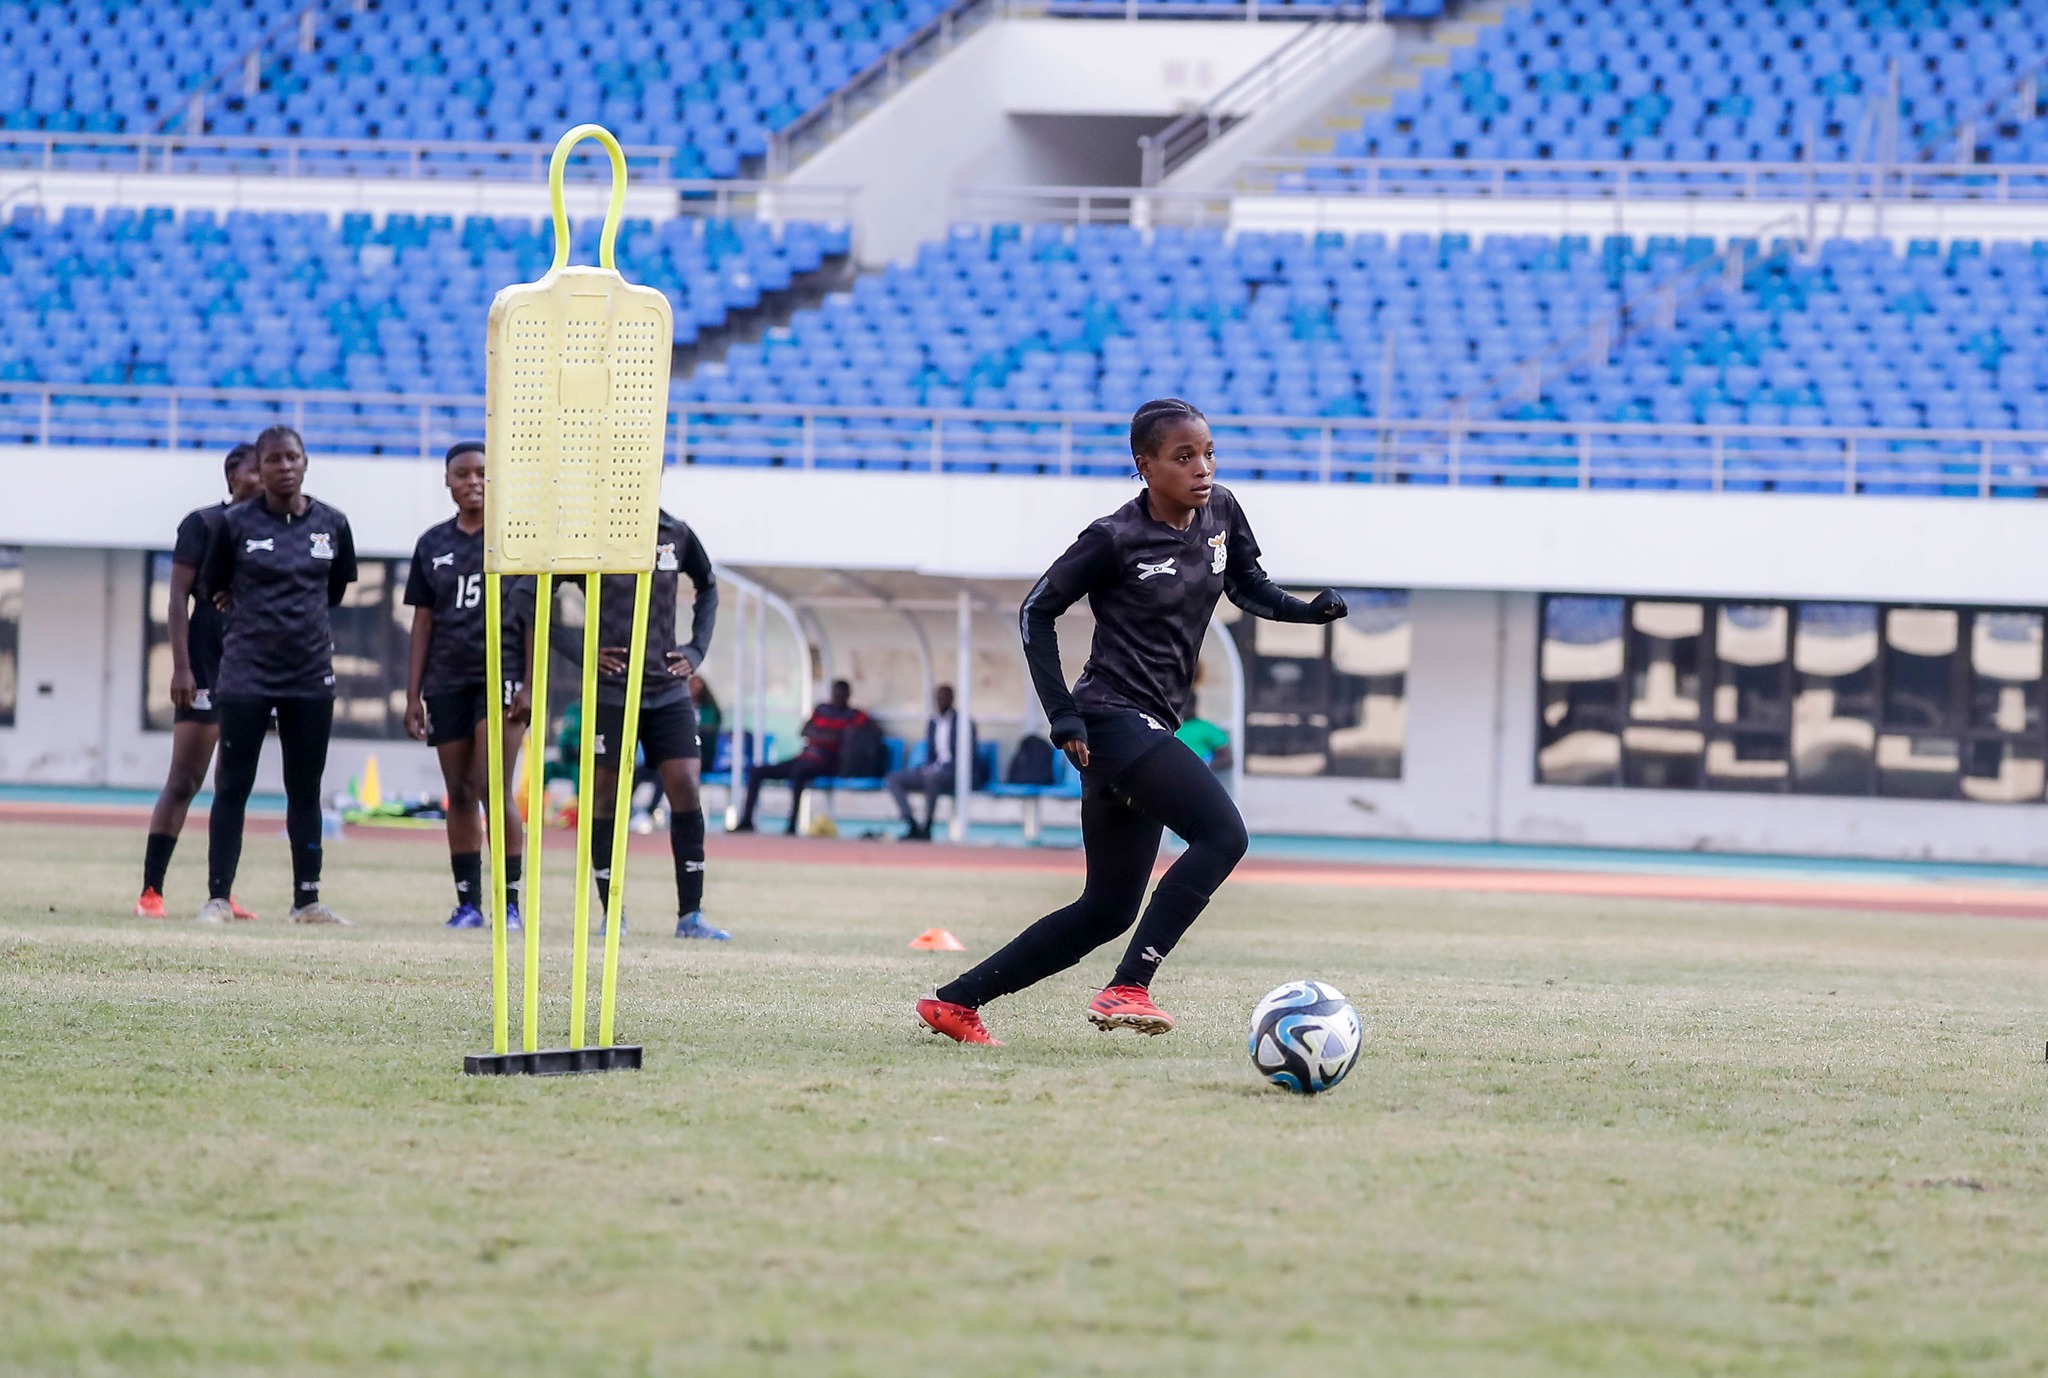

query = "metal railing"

[
  {"left": 1048, "top": 1, "right": 1377, "bottom": 14},
  {"left": 0, "top": 132, "right": 680, "bottom": 183},
  {"left": 4, "top": 385, "right": 2044, "bottom": 497},
  {"left": 950, "top": 183, "right": 1236, "bottom": 226},
  {"left": 1241, "top": 155, "right": 2048, "bottom": 204},
  {"left": 765, "top": 0, "right": 1008, "bottom": 177},
  {"left": 1139, "top": 7, "right": 1380, "bottom": 187}
]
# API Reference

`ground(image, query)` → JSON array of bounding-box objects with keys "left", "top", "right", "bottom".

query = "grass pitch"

[{"left": 3, "top": 821, "right": 2047, "bottom": 1377}]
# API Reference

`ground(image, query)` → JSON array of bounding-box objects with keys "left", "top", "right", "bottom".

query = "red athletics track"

[{"left": 10, "top": 797, "right": 2048, "bottom": 922}]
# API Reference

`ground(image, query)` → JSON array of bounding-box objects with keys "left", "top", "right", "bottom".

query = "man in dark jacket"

[{"left": 886, "top": 685, "right": 972, "bottom": 841}]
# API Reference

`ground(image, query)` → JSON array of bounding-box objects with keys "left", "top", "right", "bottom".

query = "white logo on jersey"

[
  {"left": 309, "top": 532, "right": 335, "bottom": 560},
  {"left": 244, "top": 538, "right": 274, "bottom": 553},
  {"left": 1136, "top": 559, "right": 1176, "bottom": 581},
  {"left": 1207, "top": 531, "right": 1228, "bottom": 574},
  {"left": 656, "top": 542, "right": 679, "bottom": 572},
  {"left": 1139, "top": 713, "right": 1166, "bottom": 732},
  {"left": 431, "top": 552, "right": 455, "bottom": 569},
  {"left": 593, "top": 734, "right": 606, "bottom": 754}
]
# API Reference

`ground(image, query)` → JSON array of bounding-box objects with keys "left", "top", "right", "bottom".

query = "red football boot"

[
  {"left": 916, "top": 994, "right": 1002, "bottom": 1046},
  {"left": 134, "top": 888, "right": 168, "bottom": 919},
  {"left": 1086, "top": 984, "right": 1175, "bottom": 1035},
  {"left": 228, "top": 896, "right": 260, "bottom": 921}
]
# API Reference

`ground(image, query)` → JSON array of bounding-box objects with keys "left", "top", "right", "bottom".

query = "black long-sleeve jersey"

[
  {"left": 550, "top": 510, "right": 717, "bottom": 710},
  {"left": 170, "top": 501, "right": 233, "bottom": 673},
  {"left": 202, "top": 494, "right": 358, "bottom": 698},
  {"left": 401, "top": 518, "right": 535, "bottom": 694},
  {"left": 1020, "top": 484, "right": 1324, "bottom": 745}
]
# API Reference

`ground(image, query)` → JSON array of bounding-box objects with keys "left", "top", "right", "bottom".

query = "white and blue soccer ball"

[{"left": 1248, "top": 980, "right": 1363, "bottom": 1095}]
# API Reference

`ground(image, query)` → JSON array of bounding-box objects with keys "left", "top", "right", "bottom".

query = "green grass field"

[{"left": 4, "top": 821, "right": 2047, "bottom": 1377}]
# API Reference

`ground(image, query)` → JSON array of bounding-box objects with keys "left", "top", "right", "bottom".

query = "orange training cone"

[{"left": 908, "top": 928, "right": 966, "bottom": 952}]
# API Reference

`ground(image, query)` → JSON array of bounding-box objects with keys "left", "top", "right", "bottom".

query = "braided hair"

[
  {"left": 1129, "top": 397, "right": 1206, "bottom": 462},
  {"left": 254, "top": 423, "right": 305, "bottom": 455},
  {"left": 221, "top": 442, "right": 257, "bottom": 483}
]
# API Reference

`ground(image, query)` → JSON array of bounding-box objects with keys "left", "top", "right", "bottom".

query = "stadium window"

[
  {"left": 1537, "top": 595, "right": 2048, "bottom": 803},
  {"left": 1537, "top": 595, "right": 1623, "bottom": 786},
  {"left": 1229, "top": 589, "right": 1408, "bottom": 779},
  {"left": 0, "top": 546, "right": 18, "bottom": 728},
  {"left": 144, "top": 554, "right": 412, "bottom": 739}
]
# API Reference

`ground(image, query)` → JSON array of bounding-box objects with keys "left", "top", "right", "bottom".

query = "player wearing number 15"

[{"left": 404, "top": 441, "right": 535, "bottom": 930}]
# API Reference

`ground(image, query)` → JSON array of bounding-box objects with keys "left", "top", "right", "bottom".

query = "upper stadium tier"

[
  {"left": 0, "top": 0, "right": 952, "bottom": 178},
  {"left": 1284, "top": 0, "right": 2048, "bottom": 191}
]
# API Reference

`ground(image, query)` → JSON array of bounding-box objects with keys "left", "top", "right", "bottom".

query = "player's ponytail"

[{"left": 1129, "top": 398, "right": 1205, "bottom": 470}]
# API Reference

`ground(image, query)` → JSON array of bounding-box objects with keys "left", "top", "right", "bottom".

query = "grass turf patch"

[{"left": 3, "top": 822, "right": 2047, "bottom": 1376}]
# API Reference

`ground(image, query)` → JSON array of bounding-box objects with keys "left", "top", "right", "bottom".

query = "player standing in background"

[
  {"left": 199, "top": 425, "right": 358, "bottom": 926},
  {"left": 551, "top": 509, "right": 728, "bottom": 940},
  {"left": 135, "top": 443, "right": 263, "bottom": 920},
  {"left": 403, "top": 441, "right": 534, "bottom": 930},
  {"left": 918, "top": 399, "right": 1347, "bottom": 1045}
]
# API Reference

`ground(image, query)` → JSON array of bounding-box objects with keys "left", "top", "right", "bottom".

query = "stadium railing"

[
  {"left": 1136, "top": 5, "right": 1382, "bottom": 187},
  {"left": 1240, "top": 156, "right": 2048, "bottom": 205},
  {"left": 6, "top": 384, "right": 2044, "bottom": 497},
  {"left": 0, "top": 132, "right": 679, "bottom": 182}
]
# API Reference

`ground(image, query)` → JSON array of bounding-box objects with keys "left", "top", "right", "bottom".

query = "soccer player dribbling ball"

[
  {"left": 135, "top": 442, "right": 264, "bottom": 921},
  {"left": 917, "top": 399, "right": 1347, "bottom": 1045},
  {"left": 198, "top": 425, "right": 358, "bottom": 926},
  {"left": 403, "top": 441, "right": 535, "bottom": 930}
]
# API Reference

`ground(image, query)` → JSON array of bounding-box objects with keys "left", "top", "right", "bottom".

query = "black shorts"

[
  {"left": 1074, "top": 704, "right": 1179, "bottom": 791},
  {"left": 173, "top": 641, "right": 223, "bottom": 726},
  {"left": 593, "top": 697, "right": 699, "bottom": 769},
  {"left": 424, "top": 681, "right": 522, "bottom": 748}
]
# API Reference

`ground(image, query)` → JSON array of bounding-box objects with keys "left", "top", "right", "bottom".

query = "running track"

[{"left": 12, "top": 796, "right": 2048, "bottom": 921}]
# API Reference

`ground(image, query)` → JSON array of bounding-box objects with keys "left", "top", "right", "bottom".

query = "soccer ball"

[{"left": 1247, "top": 980, "right": 1363, "bottom": 1095}]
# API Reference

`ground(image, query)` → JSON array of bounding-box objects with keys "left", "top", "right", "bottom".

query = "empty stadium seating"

[
  {"left": 0, "top": 0, "right": 950, "bottom": 179},
  {"left": 1303, "top": 0, "right": 2048, "bottom": 188},
  {"left": 0, "top": 203, "right": 849, "bottom": 393}
]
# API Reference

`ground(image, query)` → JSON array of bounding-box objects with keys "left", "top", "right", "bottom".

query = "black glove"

[{"left": 1308, "top": 589, "right": 1348, "bottom": 623}]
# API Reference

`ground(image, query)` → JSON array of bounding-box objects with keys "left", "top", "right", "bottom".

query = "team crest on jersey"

[
  {"left": 309, "top": 531, "right": 335, "bottom": 560},
  {"left": 244, "top": 537, "right": 274, "bottom": 553},
  {"left": 656, "top": 542, "right": 679, "bottom": 572},
  {"left": 1136, "top": 558, "right": 1176, "bottom": 581},
  {"left": 1207, "top": 531, "right": 1227, "bottom": 574},
  {"left": 432, "top": 552, "right": 455, "bottom": 569}
]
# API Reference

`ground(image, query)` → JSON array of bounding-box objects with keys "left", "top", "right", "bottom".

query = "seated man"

[
  {"left": 734, "top": 679, "right": 869, "bottom": 834},
  {"left": 886, "top": 684, "right": 973, "bottom": 842}
]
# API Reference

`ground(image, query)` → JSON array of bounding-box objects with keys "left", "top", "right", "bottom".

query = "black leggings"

[
  {"left": 739, "top": 755, "right": 829, "bottom": 830},
  {"left": 937, "top": 736, "right": 1248, "bottom": 1008},
  {"left": 208, "top": 696, "right": 334, "bottom": 906}
]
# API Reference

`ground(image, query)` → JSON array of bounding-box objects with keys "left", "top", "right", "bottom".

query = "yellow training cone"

[{"left": 360, "top": 754, "right": 382, "bottom": 810}]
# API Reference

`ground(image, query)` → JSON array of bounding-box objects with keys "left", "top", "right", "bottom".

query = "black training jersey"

[
  {"left": 203, "top": 494, "right": 359, "bottom": 698},
  {"left": 402, "top": 518, "right": 535, "bottom": 694},
  {"left": 1020, "top": 484, "right": 1318, "bottom": 741},
  {"left": 171, "top": 501, "right": 232, "bottom": 674},
  {"left": 551, "top": 510, "right": 717, "bottom": 710}
]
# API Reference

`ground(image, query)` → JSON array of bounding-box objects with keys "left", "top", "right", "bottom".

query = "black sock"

[
  {"left": 671, "top": 807, "right": 706, "bottom": 915},
  {"left": 592, "top": 820, "right": 615, "bottom": 916},
  {"left": 292, "top": 852, "right": 321, "bottom": 910},
  {"left": 452, "top": 850, "right": 483, "bottom": 908},
  {"left": 143, "top": 832, "right": 176, "bottom": 894},
  {"left": 505, "top": 851, "right": 524, "bottom": 907},
  {"left": 1109, "top": 880, "right": 1212, "bottom": 989}
]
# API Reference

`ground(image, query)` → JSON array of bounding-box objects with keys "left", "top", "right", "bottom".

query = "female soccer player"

[
  {"left": 199, "top": 425, "right": 358, "bottom": 925},
  {"left": 917, "top": 398, "right": 1346, "bottom": 1045},
  {"left": 135, "top": 442, "right": 262, "bottom": 919},
  {"left": 403, "top": 441, "right": 533, "bottom": 929},
  {"left": 550, "top": 508, "right": 728, "bottom": 940}
]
